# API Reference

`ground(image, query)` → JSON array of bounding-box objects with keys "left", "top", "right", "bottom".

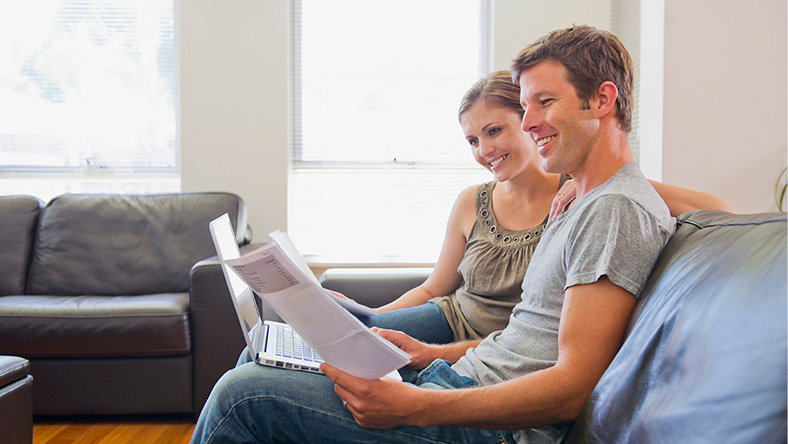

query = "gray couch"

[
  {"left": 320, "top": 210, "right": 787, "bottom": 443},
  {"left": 0, "top": 193, "right": 248, "bottom": 417}
]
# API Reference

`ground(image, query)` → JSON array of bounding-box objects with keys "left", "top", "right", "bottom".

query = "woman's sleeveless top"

[{"left": 432, "top": 177, "right": 567, "bottom": 340}]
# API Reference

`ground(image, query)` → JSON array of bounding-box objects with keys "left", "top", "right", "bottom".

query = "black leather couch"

[
  {"left": 0, "top": 193, "right": 248, "bottom": 417},
  {"left": 320, "top": 210, "right": 787, "bottom": 442},
  {"left": 0, "top": 356, "right": 32, "bottom": 443}
]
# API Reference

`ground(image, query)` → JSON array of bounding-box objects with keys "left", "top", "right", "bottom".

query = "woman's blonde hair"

[{"left": 458, "top": 70, "right": 523, "bottom": 121}]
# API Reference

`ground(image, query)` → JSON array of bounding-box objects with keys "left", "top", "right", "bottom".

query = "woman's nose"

[{"left": 478, "top": 140, "right": 495, "bottom": 157}]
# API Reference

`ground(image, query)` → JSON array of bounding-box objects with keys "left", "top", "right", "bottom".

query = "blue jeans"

[
  {"left": 191, "top": 359, "right": 517, "bottom": 444},
  {"left": 362, "top": 301, "right": 455, "bottom": 344}
]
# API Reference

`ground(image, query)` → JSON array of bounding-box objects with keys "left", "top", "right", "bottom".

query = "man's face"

[{"left": 518, "top": 61, "right": 599, "bottom": 175}]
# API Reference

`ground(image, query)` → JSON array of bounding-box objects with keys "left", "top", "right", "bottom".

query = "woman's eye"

[
  {"left": 488, "top": 127, "right": 501, "bottom": 136},
  {"left": 468, "top": 138, "right": 479, "bottom": 147}
]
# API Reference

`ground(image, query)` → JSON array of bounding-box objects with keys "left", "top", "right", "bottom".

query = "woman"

[{"left": 365, "top": 70, "right": 731, "bottom": 344}]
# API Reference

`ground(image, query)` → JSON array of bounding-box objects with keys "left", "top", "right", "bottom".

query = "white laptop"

[{"left": 209, "top": 214, "right": 323, "bottom": 373}]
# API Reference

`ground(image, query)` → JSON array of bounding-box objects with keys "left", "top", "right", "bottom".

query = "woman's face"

[{"left": 460, "top": 100, "right": 539, "bottom": 182}]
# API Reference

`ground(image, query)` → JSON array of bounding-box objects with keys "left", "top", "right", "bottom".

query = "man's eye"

[{"left": 541, "top": 98, "right": 554, "bottom": 106}]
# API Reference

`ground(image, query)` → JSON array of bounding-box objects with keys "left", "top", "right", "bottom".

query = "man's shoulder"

[
  {"left": 559, "top": 164, "right": 676, "bottom": 296},
  {"left": 587, "top": 163, "right": 671, "bottom": 223}
]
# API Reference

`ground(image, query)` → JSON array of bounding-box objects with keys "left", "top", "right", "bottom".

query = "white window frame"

[
  {"left": 289, "top": 0, "right": 493, "bottom": 265},
  {"left": 0, "top": 0, "right": 179, "bottom": 202}
]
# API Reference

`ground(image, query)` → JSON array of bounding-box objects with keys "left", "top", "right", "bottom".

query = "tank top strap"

[{"left": 473, "top": 181, "right": 545, "bottom": 247}]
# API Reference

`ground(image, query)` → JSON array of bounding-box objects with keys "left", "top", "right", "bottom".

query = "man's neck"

[{"left": 571, "top": 128, "right": 634, "bottom": 200}]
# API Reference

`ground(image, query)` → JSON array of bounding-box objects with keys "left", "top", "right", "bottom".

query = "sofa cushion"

[
  {"left": 0, "top": 356, "right": 32, "bottom": 444},
  {"left": 0, "top": 356, "right": 30, "bottom": 388},
  {"left": 0, "top": 195, "right": 43, "bottom": 296},
  {"left": 319, "top": 267, "right": 433, "bottom": 308},
  {"left": 0, "top": 293, "right": 190, "bottom": 358},
  {"left": 27, "top": 192, "right": 247, "bottom": 296},
  {"left": 567, "top": 210, "right": 787, "bottom": 443}
]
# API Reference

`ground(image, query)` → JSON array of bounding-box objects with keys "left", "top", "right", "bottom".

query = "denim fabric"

[
  {"left": 191, "top": 359, "right": 516, "bottom": 444},
  {"left": 362, "top": 301, "right": 455, "bottom": 344}
]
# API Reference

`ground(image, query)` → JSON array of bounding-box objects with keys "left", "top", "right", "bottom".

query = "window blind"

[
  {"left": 612, "top": 0, "right": 641, "bottom": 162},
  {"left": 290, "top": 0, "right": 493, "bottom": 263},
  {"left": 0, "top": 0, "right": 177, "bottom": 200}
]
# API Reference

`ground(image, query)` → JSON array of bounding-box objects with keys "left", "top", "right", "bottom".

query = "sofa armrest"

[
  {"left": 189, "top": 244, "right": 284, "bottom": 416},
  {"left": 189, "top": 256, "right": 247, "bottom": 417},
  {"left": 319, "top": 267, "right": 433, "bottom": 308}
]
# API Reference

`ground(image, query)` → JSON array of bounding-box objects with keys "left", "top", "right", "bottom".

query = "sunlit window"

[
  {"left": 0, "top": 0, "right": 178, "bottom": 202},
  {"left": 290, "top": 0, "right": 492, "bottom": 264}
]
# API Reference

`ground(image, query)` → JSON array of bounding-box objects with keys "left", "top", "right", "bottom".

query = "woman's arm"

[
  {"left": 647, "top": 180, "right": 733, "bottom": 217},
  {"left": 377, "top": 186, "right": 476, "bottom": 312},
  {"left": 550, "top": 179, "right": 733, "bottom": 219}
]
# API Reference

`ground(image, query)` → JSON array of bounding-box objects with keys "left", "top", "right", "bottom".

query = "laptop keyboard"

[{"left": 274, "top": 324, "right": 323, "bottom": 363}]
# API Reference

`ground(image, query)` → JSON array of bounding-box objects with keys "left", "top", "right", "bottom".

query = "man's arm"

[{"left": 323, "top": 276, "right": 636, "bottom": 429}]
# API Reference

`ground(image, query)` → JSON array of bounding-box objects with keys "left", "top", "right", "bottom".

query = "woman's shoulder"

[
  {"left": 449, "top": 182, "right": 493, "bottom": 233},
  {"left": 456, "top": 181, "right": 494, "bottom": 206}
]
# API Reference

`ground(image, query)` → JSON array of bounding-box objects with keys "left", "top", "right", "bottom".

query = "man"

[{"left": 191, "top": 25, "right": 675, "bottom": 444}]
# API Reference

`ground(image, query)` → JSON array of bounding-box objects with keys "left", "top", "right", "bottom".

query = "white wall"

[
  {"left": 179, "top": 1, "right": 290, "bottom": 237},
  {"left": 179, "top": 0, "right": 787, "bottom": 240},
  {"left": 492, "top": 0, "right": 611, "bottom": 71},
  {"left": 179, "top": 0, "right": 612, "bottom": 238},
  {"left": 662, "top": 0, "right": 786, "bottom": 213}
]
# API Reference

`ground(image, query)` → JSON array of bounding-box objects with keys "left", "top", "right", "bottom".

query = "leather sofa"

[
  {"left": 0, "top": 356, "right": 32, "bottom": 443},
  {"left": 320, "top": 210, "right": 787, "bottom": 442},
  {"left": 0, "top": 193, "right": 248, "bottom": 417}
]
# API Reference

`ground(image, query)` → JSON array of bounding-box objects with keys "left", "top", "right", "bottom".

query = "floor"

[{"left": 33, "top": 415, "right": 196, "bottom": 444}]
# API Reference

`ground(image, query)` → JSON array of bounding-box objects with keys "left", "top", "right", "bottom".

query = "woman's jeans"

[
  {"left": 190, "top": 359, "right": 516, "bottom": 444},
  {"left": 362, "top": 301, "right": 454, "bottom": 344}
]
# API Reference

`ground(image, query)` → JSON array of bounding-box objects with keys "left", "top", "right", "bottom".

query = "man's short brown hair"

[{"left": 511, "top": 25, "right": 634, "bottom": 133}]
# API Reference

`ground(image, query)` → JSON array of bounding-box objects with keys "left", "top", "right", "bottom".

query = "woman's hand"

[
  {"left": 550, "top": 179, "right": 577, "bottom": 220},
  {"left": 325, "top": 289, "right": 357, "bottom": 303}
]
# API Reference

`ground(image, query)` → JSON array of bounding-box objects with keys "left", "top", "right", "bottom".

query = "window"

[
  {"left": 291, "top": 0, "right": 492, "bottom": 264},
  {"left": 0, "top": 0, "right": 177, "bottom": 202}
]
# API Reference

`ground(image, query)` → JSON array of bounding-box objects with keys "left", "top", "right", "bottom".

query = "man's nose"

[{"left": 521, "top": 108, "right": 539, "bottom": 132}]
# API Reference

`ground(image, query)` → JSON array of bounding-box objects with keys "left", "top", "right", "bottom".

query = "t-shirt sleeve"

[{"left": 563, "top": 194, "right": 668, "bottom": 297}]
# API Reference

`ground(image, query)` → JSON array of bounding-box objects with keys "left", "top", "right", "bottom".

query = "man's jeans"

[{"left": 191, "top": 359, "right": 517, "bottom": 444}]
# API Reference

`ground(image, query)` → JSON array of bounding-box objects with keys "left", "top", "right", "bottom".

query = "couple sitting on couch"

[{"left": 192, "top": 25, "right": 734, "bottom": 444}]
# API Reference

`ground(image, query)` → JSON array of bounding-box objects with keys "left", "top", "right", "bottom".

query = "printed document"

[{"left": 223, "top": 234, "right": 411, "bottom": 380}]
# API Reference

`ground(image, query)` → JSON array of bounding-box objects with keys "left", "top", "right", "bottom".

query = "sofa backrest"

[
  {"left": 567, "top": 210, "right": 787, "bottom": 444},
  {"left": 26, "top": 192, "right": 248, "bottom": 296},
  {"left": 0, "top": 195, "right": 43, "bottom": 296}
]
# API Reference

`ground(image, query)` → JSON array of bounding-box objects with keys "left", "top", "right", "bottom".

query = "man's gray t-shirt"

[{"left": 451, "top": 162, "right": 676, "bottom": 444}]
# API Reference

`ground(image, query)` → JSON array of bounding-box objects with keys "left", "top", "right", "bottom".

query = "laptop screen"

[{"left": 209, "top": 214, "right": 261, "bottom": 335}]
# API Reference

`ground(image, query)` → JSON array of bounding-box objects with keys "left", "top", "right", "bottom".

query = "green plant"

[{"left": 777, "top": 166, "right": 787, "bottom": 212}]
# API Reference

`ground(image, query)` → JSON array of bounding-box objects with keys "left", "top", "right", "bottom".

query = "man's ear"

[{"left": 594, "top": 81, "right": 618, "bottom": 119}]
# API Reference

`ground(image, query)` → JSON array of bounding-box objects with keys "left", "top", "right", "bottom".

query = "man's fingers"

[
  {"left": 322, "top": 364, "right": 359, "bottom": 405},
  {"left": 375, "top": 327, "right": 405, "bottom": 343},
  {"left": 321, "top": 363, "right": 350, "bottom": 387}
]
